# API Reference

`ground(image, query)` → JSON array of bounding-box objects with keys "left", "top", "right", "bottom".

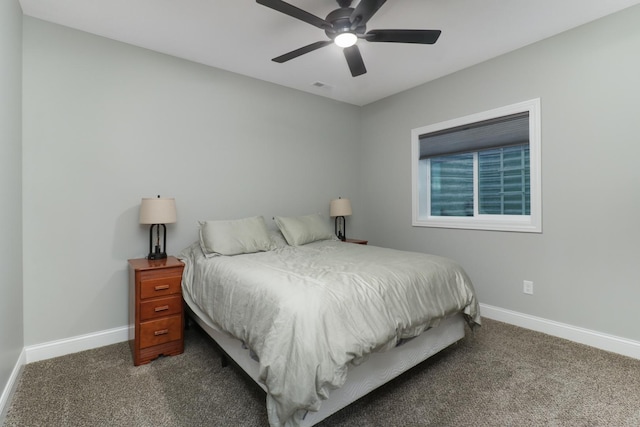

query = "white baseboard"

[
  {"left": 0, "top": 348, "right": 25, "bottom": 423},
  {"left": 480, "top": 303, "right": 640, "bottom": 360},
  {"left": 16, "top": 307, "right": 640, "bottom": 363},
  {"left": 25, "top": 325, "right": 129, "bottom": 364}
]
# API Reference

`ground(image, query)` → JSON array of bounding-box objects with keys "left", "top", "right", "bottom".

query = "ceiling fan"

[{"left": 256, "top": 0, "right": 441, "bottom": 77}]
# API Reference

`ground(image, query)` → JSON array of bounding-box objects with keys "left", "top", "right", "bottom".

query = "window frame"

[{"left": 411, "top": 99, "right": 542, "bottom": 233}]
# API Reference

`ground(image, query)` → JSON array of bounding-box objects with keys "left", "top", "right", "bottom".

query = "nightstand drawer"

[
  {"left": 139, "top": 315, "right": 182, "bottom": 349},
  {"left": 139, "top": 295, "right": 182, "bottom": 321},
  {"left": 140, "top": 276, "right": 181, "bottom": 299}
]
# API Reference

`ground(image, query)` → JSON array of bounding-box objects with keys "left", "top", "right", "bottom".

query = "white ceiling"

[{"left": 19, "top": 0, "right": 640, "bottom": 106}]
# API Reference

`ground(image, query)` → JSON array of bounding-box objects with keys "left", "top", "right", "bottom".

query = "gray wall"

[
  {"left": 360, "top": 5, "right": 640, "bottom": 340},
  {"left": 0, "top": 0, "right": 24, "bottom": 406},
  {"left": 22, "top": 18, "right": 362, "bottom": 345}
]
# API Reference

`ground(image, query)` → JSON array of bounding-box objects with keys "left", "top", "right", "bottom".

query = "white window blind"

[{"left": 419, "top": 112, "right": 529, "bottom": 159}]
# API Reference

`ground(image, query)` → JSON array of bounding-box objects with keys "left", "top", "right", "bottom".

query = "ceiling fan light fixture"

[{"left": 334, "top": 32, "right": 357, "bottom": 48}]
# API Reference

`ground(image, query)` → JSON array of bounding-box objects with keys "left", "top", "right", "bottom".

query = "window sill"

[{"left": 412, "top": 216, "right": 541, "bottom": 233}]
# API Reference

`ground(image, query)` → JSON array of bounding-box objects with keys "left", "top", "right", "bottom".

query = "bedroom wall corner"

[{"left": 0, "top": 0, "right": 24, "bottom": 420}]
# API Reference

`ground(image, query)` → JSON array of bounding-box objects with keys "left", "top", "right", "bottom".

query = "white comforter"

[{"left": 179, "top": 240, "right": 480, "bottom": 427}]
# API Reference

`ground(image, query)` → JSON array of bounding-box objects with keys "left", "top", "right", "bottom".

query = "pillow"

[
  {"left": 274, "top": 213, "right": 335, "bottom": 246},
  {"left": 199, "top": 216, "right": 273, "bottom": 257}
]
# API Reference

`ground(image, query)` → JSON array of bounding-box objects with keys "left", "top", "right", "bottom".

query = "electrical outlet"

[{"left": 523, "top": 280, "right": 534, "bottom": 295}]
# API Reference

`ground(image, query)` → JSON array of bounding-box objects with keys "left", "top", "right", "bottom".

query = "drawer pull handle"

[
  {"left": 154, "top": 284, "right": 170, "bottom": 291},
  {"left": 154, "top": 305, "right": 169, "bottom": 312},
  {"left": 154, "top": 329, "right": 169, "bottom": 336}
]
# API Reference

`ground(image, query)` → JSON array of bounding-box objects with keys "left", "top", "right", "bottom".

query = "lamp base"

[
  {"left": 147, "top": 244, "right": 167, "bottom": 260},
  {"left": 147, "top": 252, "right": 167, "bottom": 260}
]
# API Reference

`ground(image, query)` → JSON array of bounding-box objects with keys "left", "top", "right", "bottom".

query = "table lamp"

[
  {"left": 330, "top": 197, "right": 352, "bottom": 241},
  {"left": 139, "top": 195, "right": 177, "bottom": 260}
]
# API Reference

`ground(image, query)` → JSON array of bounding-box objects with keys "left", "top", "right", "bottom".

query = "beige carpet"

[{"left": 4, "top": 318, "right": 640, "bottom": 426}]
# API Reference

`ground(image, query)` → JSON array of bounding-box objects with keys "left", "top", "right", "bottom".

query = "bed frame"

[{"left": 185, "top": 296, "right": 465, "bottom": 426}]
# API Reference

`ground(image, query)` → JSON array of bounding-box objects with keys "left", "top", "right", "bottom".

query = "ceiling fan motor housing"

[{"left": 325, "top": 8, "right": 366, "bottom": 40}]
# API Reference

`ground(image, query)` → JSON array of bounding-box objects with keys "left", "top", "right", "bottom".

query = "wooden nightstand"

[
  {"left": 344, "top": 238, "right": 368, "bottom": 245},
  {"left": 128, "top": 256, "right": 185, "bottom": 366}
]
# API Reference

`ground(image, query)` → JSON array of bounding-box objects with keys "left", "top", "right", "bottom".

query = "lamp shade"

[
  {"left": 330, "top": 198, "right": 352, "bottom": 217},
  {"left": 139, "top": 197, "right": 177, "bottom": 224}
]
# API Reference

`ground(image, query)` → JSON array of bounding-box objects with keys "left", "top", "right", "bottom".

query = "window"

[{"left": 411, "top": 99, "right": 541, "bottom": 232}]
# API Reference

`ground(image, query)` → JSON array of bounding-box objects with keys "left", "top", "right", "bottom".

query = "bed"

[{"left": 178, "top": 214, "right": 480, "bottom": 427}]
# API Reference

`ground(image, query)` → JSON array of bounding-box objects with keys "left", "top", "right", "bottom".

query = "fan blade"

[
  {"left": 350, "top": 0, "right": 387, "bottom": 28},
  {"left": 343, "top": 45, "right": 367, "bottom": 77},
  {"left": 272, "top": 41, "right": 333, "bottom": 63},
  {"left": 366, "top": 29, "right": 442, "bottom": 44},
  {"left": 257, "top": 0, "right": 331, "bottom": 29}
]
